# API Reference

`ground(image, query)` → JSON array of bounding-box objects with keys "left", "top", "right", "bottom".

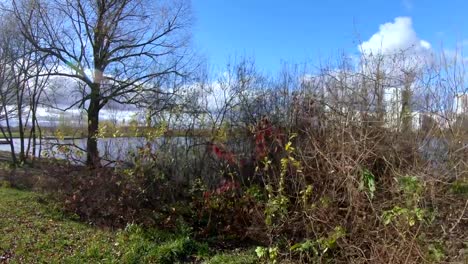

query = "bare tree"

[
  {"left": 0, "top": 12, "right": 52, "bottom": 164},
  {"left": 0, "top": 31, "right": 18, "bottom": 163},
  {"left": 9, "top": 0, "right": 193, "bottom": 167}
]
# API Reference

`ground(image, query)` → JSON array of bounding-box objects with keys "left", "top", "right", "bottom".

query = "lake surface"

[{"left": 0, "top": 137, "right": 196, "bottom": 165}]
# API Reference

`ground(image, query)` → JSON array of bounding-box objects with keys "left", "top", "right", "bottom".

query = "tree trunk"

[
  {"left": 401, "top": 73, "right": 414, "bottom": 134},
  {"left": 401, "top": 87, "right": 412, "bottom": 133},
  {"left": 17, "top": 110, "right": 25, "bottom": 162},
  {"left": 30, "top": 99, "right": 37, "bottom": 161},
  {"left": 86, "top": 87, "right": 100, "bottom": 168},
  {"left": 17, "top": 85, "right": 26, "bottom": 162}
]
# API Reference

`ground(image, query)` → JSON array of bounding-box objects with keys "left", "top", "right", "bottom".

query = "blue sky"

[{"left": 192, "top": 0, "right": 468, "bottom": 73}]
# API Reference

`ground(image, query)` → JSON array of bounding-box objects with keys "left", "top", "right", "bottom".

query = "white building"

[{"left": 454, "top": 93, "right": 468, "bottom": 115}]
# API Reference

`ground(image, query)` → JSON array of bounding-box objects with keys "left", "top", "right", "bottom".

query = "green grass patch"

[
  {"left": 0, "top": 187, "right": 116, "bottom": 263},
  {"left": 204, "top": 250, "right": 257, "bottom": 264},
  {"left": 0, "top": 187, "right": 255, "bottom": 263}
]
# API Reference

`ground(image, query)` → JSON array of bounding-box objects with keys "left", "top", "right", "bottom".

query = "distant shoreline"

[{"left": 0, "top": 128, "right": 215, "bottom": 140}]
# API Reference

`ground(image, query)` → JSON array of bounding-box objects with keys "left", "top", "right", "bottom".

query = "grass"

[
  {"left": 204, "top": 251, "right": 257, "bottom": 264},
  {"left": 0, "top": 186, "right": 256, "bottom": 263},
  {"left": 0, "top": 186, "right": 115, "bottom": 263}
]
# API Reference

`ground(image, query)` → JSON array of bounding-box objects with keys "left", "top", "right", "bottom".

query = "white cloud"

[
  {"left": 359, "top": 17, "right": 431, "bottom": 56},
  {"left": 358, "top": 17, "right": 434, "bottom": 76},
  {"left": 420, "top": 40, "right": 431, "bottom": 50}
]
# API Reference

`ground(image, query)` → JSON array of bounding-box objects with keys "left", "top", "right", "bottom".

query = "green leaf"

[
  {"left": 255, "top": 246, "right": 266, "bottom": 258},
  {"left": 362, "top": 169, "right": 376, "bottom": 199}
]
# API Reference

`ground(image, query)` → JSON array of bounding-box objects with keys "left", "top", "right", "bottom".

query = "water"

[{"left": 0, "top": 137, "right": 195, "bottom": 165}]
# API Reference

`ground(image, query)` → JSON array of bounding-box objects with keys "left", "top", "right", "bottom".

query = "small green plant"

[
  {"left": 289, "top": 226, "right": 345, "bottom": 262},
  {"left": 245, "top": 184, "right": 265, "bottom": 201},
  {"left": 263, "top": 135, "right": 301, "bottom": 227},
  {"left": 300, "top": 184, "right": 313, "bottom": 207},
  {"left": 451, "top": 179, "right": 468, "bottom": 196},
  {"left": 290, "top": 239, "right": 320, "bottom": 264},
  {"left": 255, "top": 246, "right": 279, "bottom": 263},
  {"left": 382, "top": 206, "right": 427, "bottom": 226},
  {"left": 399, "top": 175, "right": 423, "bottom": 203},
  {"left": 427, "top": 242, "right": 445, "bottom": 263},
  {"left": 360, "top": 168, "right": 376, "bottom": 199},
  {"left": 264, "top": 184, "right": 289, "bottom": 226},
  {"left": 317, "top": 226, "right": 346, "bottom": 254},
  {"left": 382, "top": 175, "right": 431, "bottom": 227}
]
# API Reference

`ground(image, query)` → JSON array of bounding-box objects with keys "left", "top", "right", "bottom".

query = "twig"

[{"left": 449, "top": 199, "right": 468, "bottom": 233}]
